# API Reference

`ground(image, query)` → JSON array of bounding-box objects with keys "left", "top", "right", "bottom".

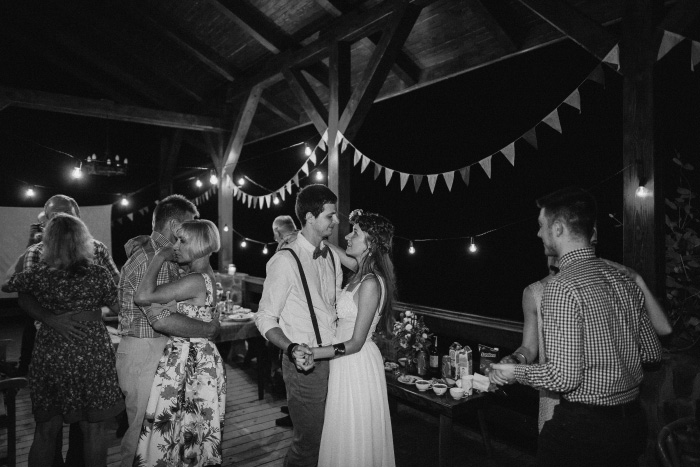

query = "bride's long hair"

[{"left": 348, "top": 209, "right": 396, "bottom": 336}]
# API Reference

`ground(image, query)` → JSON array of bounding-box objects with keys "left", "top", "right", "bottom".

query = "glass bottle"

[
  {"left": 429, "top": 335, "right": 440, "bottom": 377},
  {"left": 416, "top": 348, "right": 428, "bottom": 377}
]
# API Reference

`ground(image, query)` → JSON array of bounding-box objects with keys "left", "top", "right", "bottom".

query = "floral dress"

[
  {"left": 10, "top": 263, "right": 124, "bottom": 423},
  {"left": 134, "top": 273, "right": 226, "bottom": 467}
]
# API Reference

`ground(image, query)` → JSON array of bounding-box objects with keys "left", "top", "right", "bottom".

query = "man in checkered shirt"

[{"left": 491, "top": 187, "right": 662, "bottom": 467}]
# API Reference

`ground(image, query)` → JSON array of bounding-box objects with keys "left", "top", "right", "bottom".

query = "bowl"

[
  {"left": 415, "top": 380, "right": 431, "bottom": 392},
  {"left": 398, "top": 357, "right": 408, "bottom": 367},
  {"left": 432, "top": 383, "right": 447, "bottom": 396},
  {"left": 449, "top": 387, "right": 465, "bottom": 400}
]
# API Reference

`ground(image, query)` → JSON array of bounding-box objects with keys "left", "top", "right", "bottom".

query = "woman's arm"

[
  {"left": 312, "top": 276, "right": 379, "bottom": 359},
  {"left": 323, "top": 240, "right": 358, "bottom": 271},
  {"left": 134, "top": 248, "right": 203, "bottom": 305}
]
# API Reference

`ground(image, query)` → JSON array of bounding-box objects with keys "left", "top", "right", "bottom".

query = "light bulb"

[
  {"left": 408, "top": 241, "right": 415, "bottom": 254},
  {"left": 273, "top": 196, "right": 280, "bottom": 205},
  {"left": 238, "top": 177, "right": 245, "bottom": 186},
  {"left": 469, "top": 237, "right": 477, "bottom": 253},
  {"left": 210, "top": 172, "right": 218, "bottom": 185},
  {"left": 315, "top": 171, "right": 323, "bottom": 181},
  {"left": 106, "top": 158, "right": 111, "bottom": 165},
  {"left": 120, "top": 197, "right": 129, "bottom": 206},
  {"left": 71, "top": 166, "right": 83, "bottom": 179},
  {"left": 195, "top": 179, "right": 203, "bottom": 188},
  {"left": 635, "top": 186, "right": 651, "bottom": 198},
  {"left": 240, "top": 240, "right": 247, "bottom": 248},
  {"left": 115, "top": 155, "right": 120, "bottom": 163},
  {"left": 263, "top": 245, "right": 269, "bottom": 255},
  {"left": 305, "top": 145, "right": 312, "bottom": 156},
  {"left": 91, "top": 153, "right": 97, "bottom": 161},
  {"left": 123, "top": 158, "right": 128, "bottom": 165},
  {"left": 223, "top": 224, "right": 229, "bottom": 232},
  {"left": 26, "top": 188, "right": 35, "bottom": 197}
]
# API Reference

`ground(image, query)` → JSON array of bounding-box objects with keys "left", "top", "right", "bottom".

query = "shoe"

[
  {"left": 275, "top": 415, "right": 293, "bottom": 427},
  {"left": 280, "top": 406, "right": 289, "bottom": 414}
]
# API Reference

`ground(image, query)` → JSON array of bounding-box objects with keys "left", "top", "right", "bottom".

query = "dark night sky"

[{"left": 2, "top": 38, "right": 699, "bottom": 321}]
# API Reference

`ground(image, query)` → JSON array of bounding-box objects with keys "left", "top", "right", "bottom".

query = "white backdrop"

[{"left": 0, "top": 205, "right": 113, "bottom": 298}]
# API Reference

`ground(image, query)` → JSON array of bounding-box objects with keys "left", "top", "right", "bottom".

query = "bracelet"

[
  {"left": 287, "top": 343, "right": 298, "bottom": 362},
  {"left": 332, "top": 343, "right": 346, "bottom": 357},
  {"left": 511, "top": 351, "right": 528, "bottom": 365}
]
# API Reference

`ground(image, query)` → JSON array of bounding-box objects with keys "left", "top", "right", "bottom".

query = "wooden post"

[
  {"left": 620, "top": 0, "right": 664, "bottom": 295},
  {"left": 158, "top": 130, "right": 182, "bottom": 199}
]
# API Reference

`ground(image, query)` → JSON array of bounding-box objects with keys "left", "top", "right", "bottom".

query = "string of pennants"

[
  {"left": 656, "top": 29, "right": 700, "bottom": 69},
  {"left": 111, "top": 185, "right": 218, "bottom": 226}
]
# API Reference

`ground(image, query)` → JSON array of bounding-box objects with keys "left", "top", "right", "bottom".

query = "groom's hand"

[{"left": 293, "top": 343, "right": 314, "bottom": 371}]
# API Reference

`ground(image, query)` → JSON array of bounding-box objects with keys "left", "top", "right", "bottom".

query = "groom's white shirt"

[{"left": 255, "top": 232, "right": 341, "bottom": 346}]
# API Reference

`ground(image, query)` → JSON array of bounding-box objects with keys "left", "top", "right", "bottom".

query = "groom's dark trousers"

[{"left": 282, "top": 357, "right": 329, "bottom": 467}]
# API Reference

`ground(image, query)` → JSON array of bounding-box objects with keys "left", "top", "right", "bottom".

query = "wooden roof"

[{"left": 1, "top": 0, "right": 631, "bottom": 145}]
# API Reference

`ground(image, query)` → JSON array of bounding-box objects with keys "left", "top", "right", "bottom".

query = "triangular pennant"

[
  {"left": 459, "top": 167, "right": 470, "bottom": 186},
  {"left": 247, "top": 196, "right": 252, "bottom": 208},
  {"left": 692, "top": 41, "right": 700, "bottom": 71},
  {"left": 341, "top": 136, "right": 348, "bottom": 153},
  {"left": 587, "top": 65, "right": 605, "bottom": 87},
  {"left": 501, "top": 142, "right": 516, "bottom": 166},
  {"left": 309, "top": 151, "right": 317, "bottom": 164},
  {"left": 602, "top": 44, "right": 620, "bottom": 71},
  {"left": 204, "top": 191, "right": 210, "bottom": 201},
  {"left": 318, "top": 139, "right": 326, "bottom": 151},
  {"left": 360, "top": 155, "right": 370, "bottom": 173},
  {"left": 212, "top": 184, "right": 218, "bottom": 194},
  {"left": 479, "top": 156, "right": 492, "bottom": 179},
  {"left": 657, "top": 30, "right": 685, "bottom": 61},
  {"left": 412, "top": 174, "right": 423, "bottom": 192},
  {"left": 117, "top": 218, "right": 123, "bottom": 225},
  {"left": 353, "top": 149, "right": 362, "bottom": 166},
  {"left": 427, "top": 174, "right": 438, "bottom": 193},
  {"left": 522, "top": 128, "right": 538, "bottom": 149},
  {"left": 279, "top": 188, "right": 286, "bottom": 202},
  {"left": 399, "top": 172, "right": 410, "bottom": 191},
  {"left": 127, "top": 213, "right": 134, "bottom": 221},
  {"left": 442, "top": 171, "right": 454, "bottom": 191},
  {"left": 563, "top": 89, "right": 581, "bottom": 113},
  {"left": 322, "top": 129, "right": 328, "bottom": 142},
  {"left": 300, "top": 162, "right": 309, "bottom": 175},
  {"left": 385, "top": 168, "right": 394, "bottom": 186},
  {"left": 286, "top": 181, "right": 292, "bottom": 194},
  {"left": 542, "top": 109, "right": 562, "bottom": 133},
  {"left": 373, "top": 162, "right": 382, "bottom": 180},
  {"left": 265, "top": 194, "right": 271, "bottom": 208},
  {"left": 293, "top": 174, "right": 299, "bottom": 186},
  {"left": 144, "top": 206, "right": 150, "bottom": 214}
]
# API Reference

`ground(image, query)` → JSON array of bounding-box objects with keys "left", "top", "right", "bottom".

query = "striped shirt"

[
  {"left": 117, "top": 232, "right": 180, "bottom": 338},
  {"left": 514, "top": 247, "right": 662, "bottom": 406}
]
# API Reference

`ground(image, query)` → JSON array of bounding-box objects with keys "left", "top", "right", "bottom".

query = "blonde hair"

[
  {"left": 176, "top": 219, "right": 220, "bottom": 259},
  {"left": 41, "top": 213, "right": 94, "bottom": 275}
]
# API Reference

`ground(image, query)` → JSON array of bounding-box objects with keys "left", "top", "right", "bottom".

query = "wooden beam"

[
  {"left": 516, "top": 0, "right": 619, "bottom": 63},
  {"left": 0, "top": 87, "right": 226, "bottom": 132},
  {"left": 158, "top": 130, "right": 182, "bottom": 199},
  {"left": 260, "top": 95, "right": 300, "bottom": 126},
  {"left": 222, "top": 86, "right": 263, "bottom": 177},
  {"left": 469, "top": 0, "right": 519, "bottom": 54},
  {"left": 283, "top": 68, "right": 329, "bottom": 135}
]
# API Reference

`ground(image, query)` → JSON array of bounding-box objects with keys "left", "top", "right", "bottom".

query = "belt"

[{"left": 561, "top": 398, "right": 641, "bottom": 418}]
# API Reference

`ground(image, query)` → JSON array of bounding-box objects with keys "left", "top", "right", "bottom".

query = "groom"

[{"left": 255, "top": 184, "right": 343, "bottom": 467}]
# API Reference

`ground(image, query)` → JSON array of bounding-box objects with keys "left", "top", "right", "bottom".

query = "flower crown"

[{"left": 348, "top": 209, "right": 394, "bottom": 254}]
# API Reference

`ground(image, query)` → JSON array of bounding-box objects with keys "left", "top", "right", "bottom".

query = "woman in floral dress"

[
  {"left": 133, "top": 219, "right": 226, "bottom": 467},
  {"left": 10, "top": 213, "right": 123, "bottom": 467}
]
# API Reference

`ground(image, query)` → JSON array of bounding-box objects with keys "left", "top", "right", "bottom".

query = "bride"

[{"left": 312, "top": 209, "right": 396, "bottom": 467}]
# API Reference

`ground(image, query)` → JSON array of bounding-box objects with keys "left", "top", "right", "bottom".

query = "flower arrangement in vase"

[{"left": 392, "top": 310, "right": 433, "bottom": 361}]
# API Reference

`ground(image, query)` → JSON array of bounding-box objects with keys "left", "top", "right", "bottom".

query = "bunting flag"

[
  {"left": 322, "top": 129, "right": 328, "bottom": 142},
  {"left": 502, "top": 142, "right": 515, "bottom": 166},
  {"left": 300, "top": 162, "right": 309, "bottom": 175},
  {"left": 127, "top": 213, "right": 134, "bottom": 221},
  {"left": 354, "top": 148, "right": 362, "bottom": 166},
  {"left": 692, "top": 41, "right": 700, "bottom": 71},
  {"left": 360, "top": 155, "right": 370, "bottom": 173},
  {"left": 587, "top": 65, "right": 605, "bottom": 87},
  {"left": 280, "top": 187, "right": 286, "bottom": 201},
  {"left": 522, "top": 128, "right": 538, "bottom": 149},
  {"left": 657, "top": 30, "right": 685, "bottom": 61},
  {"left": 412, "top": 174, "right": 423, "bottom": 192},
  {"left": 265, "top": 194, "right": 271, "bottom": 208},
  {"left": 309, "top": 151, "right": 317, "bottom": 164},
  {"left": 479, "top": 156, "right": 492, "bottom": 179},
  {"left": 427, "top": 174, "right": 438, "bottom": 193},
  {"left": 374, "top": 163, "right": 382, "bottom": 180},
  {"left": 247, "top": 196, "right": 252, "bottom": 208},
  {"left": 542, "top": 109, "right": 562, "bottom": 133},
  {"left": 399, "top": 172, "right": 410, "bottom": 191},
  {"left": 459, "top": 167, "right": 470, "bottom": 186},
  {"left": 341, "top": 136, "right": 349, "bottom": 152},
  {"left": 318, "top": 139, "right": 326, "bottom": 151},
  {"left": 442, "top": 171, "right": 454, "bottom": 191},
  {"left": 117, "top": 218, "right": 123, "bottom": 225},
  {"left": 293, "top": 174, "right": 299, "bottom": 186},
  {"left": 286, "top": 181, "right": 292, "bottom": 194},
  {"left": 564, "top": 89, "right": 581, "bottom": 112},
  {"left": 602, "top": 44, "right": 620, "bottom": 72},
  {"left": 385, "top": 168, "right": 394, "bottom": 186}
]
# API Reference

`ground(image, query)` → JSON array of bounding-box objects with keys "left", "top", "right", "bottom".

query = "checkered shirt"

[
  {"left": 117, "top": 232, "right": 181, "bottom": 338},
  {"left": 514, "top": 247, "right": 662, "bottom": 406},
  {"left": 18, "top": 239, "right": 119, "bottom": 283}
]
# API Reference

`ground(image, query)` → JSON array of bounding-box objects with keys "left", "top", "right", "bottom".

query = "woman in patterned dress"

[
  {"left": 133, "top": 219, "right": 226, "bottom": 467},
  {"left": 11, "top": 213, "right": 124, "bottom": 467}
]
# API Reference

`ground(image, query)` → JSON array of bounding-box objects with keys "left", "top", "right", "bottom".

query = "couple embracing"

[{"left": 255, "top": 184, "right": 397, "bottom": 467}]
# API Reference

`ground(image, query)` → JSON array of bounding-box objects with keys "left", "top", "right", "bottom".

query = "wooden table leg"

[
  {"left": 476, "top": 408, "right": 493, "bottom": 457},
  {"left": 439, "top": 414, "right": 453, "bottom": 467}
]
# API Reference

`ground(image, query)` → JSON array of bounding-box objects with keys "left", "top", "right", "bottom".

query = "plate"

[
  {"left": 225, "top": 312, "right": 254, "bottom": 321},
  {"left": 384, "top": 362, "right": 399, "bottom": 372},
  {"left": 397, "top": 375, "right": 419, "bottom": 385}
]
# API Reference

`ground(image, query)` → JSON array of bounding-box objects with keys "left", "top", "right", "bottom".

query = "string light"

[
  {"left": 195, "top": 179, "right": 203, "bottom": 188},
  {"left": 273, "top": 195, "right": 280, "bottom": 205},
  {"left": 240, "top": 239, "right": 247, "bottom": 248},
  {"left": 635, "top": 185, "right": 651, "bottom": 198},
  {"left": 120, "top": 197, "right": 129, "bottom": 207},
  {"left": 71, "top": 164, "right": 83, "bottom": 179},
  {"left": 223, "top": 224, "right": 229, "bottom": 232},
  {"left": 238, "top": 177, "right": 245, "bottom": 186},
  {"left": 209, "top": 171, "right": 218, "bottom": 185},
  {"left": 262, "top": 245, "right": 269, "bottom": 255},
  {"left": 469, "top": 237, "right": 477, "bottom": 253},
  {"left": 305, "top": 145, "right": 312, "bottom": 156},
  {"left": 26, "top": 187, "right": 35, "bottom": 198},
  {"left": 315, "top": 171, "right": 324, "bottom": 181},
  {"left": 408, "top": 241, "right": 415, "bottom": 254}
]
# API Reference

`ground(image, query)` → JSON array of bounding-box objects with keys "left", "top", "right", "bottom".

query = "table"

[
  {"left": 217, "top": 318, "right": 266, "bottom": 400},
  {"left": 385, "top": 373, "right": 492, "bottom": 467}
]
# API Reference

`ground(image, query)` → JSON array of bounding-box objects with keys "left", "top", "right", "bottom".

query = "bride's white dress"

[{"left": 318, "top": 275, "right": 396, "bottom": 467}]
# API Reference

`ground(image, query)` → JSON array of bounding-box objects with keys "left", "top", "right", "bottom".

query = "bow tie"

[{"left": 313, "top": 245, "right": 329, "bottom": 260}]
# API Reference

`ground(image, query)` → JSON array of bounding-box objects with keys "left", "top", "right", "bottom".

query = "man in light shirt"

[{"left": 255, "top": 184, "right": 342, "bottom": 467}]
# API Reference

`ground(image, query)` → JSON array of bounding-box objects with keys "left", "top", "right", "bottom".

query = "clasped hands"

[
  {"left": 488, "top": 357, "right": 517, "bottom": 386},
  {"left": 290, "top": 343, "right": 315, "bottom": 371}
]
